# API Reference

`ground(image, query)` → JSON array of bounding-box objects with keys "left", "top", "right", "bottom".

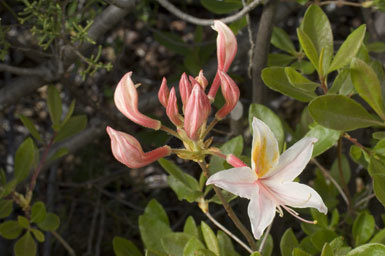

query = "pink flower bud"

[
  {"left": 208, "top": 20, "right": 237, "bottom": 101},
  {"left": 215, "top": 72, "right": 240, "bottom": 120},
  {"left": 158, "top": 77, "right": 169, "bottom": 108},
  {"left": 114, "top": 72, "right": 161, "bottom": 130},
  {"left": 195, "top": 70, "right": 208, "bottom": 90},
  {"left": 179, "top": 72, "right": 192, "bottom": 110},
  {"left": 106, "top": 126, "right": 171, "bottom": 168},
  {"left": 184, "top": 85, "right": 211, "bottom": 140},
  {"left": 166, "top": 87, "right": 183, "bottom": 127},
  {"left": 226, "top": 154, "right": 247, "bottom": 168}
]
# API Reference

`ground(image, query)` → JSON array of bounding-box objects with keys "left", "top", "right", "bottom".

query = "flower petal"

[
  {"left": 251, "top": 117, "right": 279, "bottom": 177},
  {"left": 248, "top": 190, "right": 276, "bottom": 240},
  {"left": 206, "top": 167, "right": 257, "bottom": 199},
  {"left": 263, "top": 137, "right": 317, "bottom": 182},
  {"left": 268, "top": 182, "right": 328, "bottom": 214}
]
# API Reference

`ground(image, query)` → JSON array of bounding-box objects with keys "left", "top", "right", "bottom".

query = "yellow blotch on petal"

[{"left": 253, "top": 137, "right": 278, "bottom": 177}]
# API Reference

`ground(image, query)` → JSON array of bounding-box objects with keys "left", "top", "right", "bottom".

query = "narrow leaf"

[
  {"left": 271, "top": 27, "right": 297, "bottom": 55},
  {"left": 54, "top": 115, "right": 87, "bottom": 143},
  {"left": 201, "top": 222, "right": 220, "bottom": 255},
  {"left": 14, "top": 138, "right": 37, "bottom": 183},
  {"left": 113, "top": 236, "right": 143, "bottom": 256},
  {"left": 297, "top": 29, "right": 319, "bottom": 71},
  {"left": 18, "top": 115, "right": 43, "bottom": 143},
  {"left": 47, "top": 85, "right": 62, "bottom": 130}
]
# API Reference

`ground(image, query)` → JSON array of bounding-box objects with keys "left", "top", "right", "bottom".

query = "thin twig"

[
  {"left": 354, "top": 193, "right": 376, "bottom": 208},
  {"left": 199, "top": 161, "right": 257, "bottom": 251},
  {"left": 242, "top": 0, "right": 255, "bottom": 78},
  {"left": 204, "top": 211, "right": 253, "bottom": 253},
  {"left": 343, "top": 133, "right": 371, "bottom": 154},
  {"left": 155, "top": 0, "right": 264, "bottom": 26},
  {"left": 51, "top": 231, "right": 76, "bottom": 256},
  {"left": 311, "top": 159, "right": 349, "bottom": 206},
  {"left": 0, "top": 63, "right": 49, "bottom": 77},
  {"left": 258, "top": 222, "right": 273, "bottom": 252}
]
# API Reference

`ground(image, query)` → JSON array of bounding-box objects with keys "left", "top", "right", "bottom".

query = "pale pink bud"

[
  {"left": 226, "top": 154, "right": 247, "bottom": 168},
  {"left": 215, "top": 71, "right": 240, "bottom": 120},
  {"left": 166, "top": 87, "right": 183, "bottom": 127},
  {"left": 106, "top": 126, "right": 171, "bottom": 168},
  {"left": 184, "top": 85, "right": 211, "bottom": 140},
  {"left": 158, "top": 77, "right": 169, "bottom": 108},
  {"left": 208, "top": 20, "right": 237, "bottom": 101},
  {"left": 179, "top": 72, "right": 192, "bottom": 109},
  {"left": 114, "top": 72, "right": 161, "bottom": 130},
  {"left": 195, "top": 70, "right": 208, "bottom": 89}
]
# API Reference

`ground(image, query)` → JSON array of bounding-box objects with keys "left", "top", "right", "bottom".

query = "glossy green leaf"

[
  {"left": 201, "top": 222, "right": 220, "bottom": 255},
  {"left": 271, "top": 27, "right": 296, "bottom": 55},
  {"left": 330, "top": 209, "right": 340, "bottom": 228},
  {"left": 0, "top": 199, "right": 13, "bottom": 219},
  {"left": 330, "top": 154, "right": 351, "bottom": 185},
  {"left": 31, "top": 201, "right": 47, "bottom": 224},
  {"left": 292, "top": 247, "right": 312, "bottom": 256},
  {"left": 310, "top": 208, "right": 328, "bottom": 228},
  {"left": 161, "top": 233, "right": 192, "bottom": 256},
  {"left": 47, "top": 85, "right": 62, "bottom": 130},
  {"left": 280, "top": 228, "right": 299, "bottom": 256},
  {"left": 14, "top": 138, "right": 37, "bottom": 183},
  {"left": 297, "top": 29, "right": 319, "bottom": 71},
  {"left": 284, "top": 67, "right": 319, "bottom": 92},
  {"left": 54, "top": 115, "right": 87, "bottom": 143},
  {"left": 249, "top": 103, "right": 284, "bottom": 151},
  {"left": 309, "top": 95, "right": 383, "bottom": 131},
  {"left": 0, "top": 220, "right": 23, "bottom": 239},
  {"left": 299, "top": 236, "right": 319, "bottom": 254},
  {"left": 346, "top": 243, "right": 385, "bottom": 255},
  {"left": 37, "top": 213, "right": 60, "bottom": 231},
  {"left": 290, "top": 60, "right": 315, "bottom": 75},
  {"left": 14, "top": 232, "right": 36, "bottom": 256},
  {"left": 18, "top": 115, "right": 43, "bottom": 143},
  {"left": 302, "top": 5, "right": 333, "bottom": 72},
  {"left": 305, "top": 123, "right": 340, "bottom": 157},
  {"left": 267, "top": 53, "right": 296, "bottom": 66},
  {"left": 200, "top": 0, "right": 242, "bottom": 14},
  {"left": 195, "top": 249, "right": 217, "bottom": 256},
  {"left": 328, "top": 25, "right": 366, "bottom": 73},
  {"left": 351, "top": 58, "right": 385, "bottom": 119},
  {"left": 310, "top": 230, "right": 338, "bottom": 251},
  {"left": 183, "top": 237, "right": 205, "bottom": 256},
  {"left": 262, "top": 67, "right": 315, "bottom": 102},
  {"left": 139, "top": 199, "right": 172, "bottom": 254},
  {"left": 217, "top": 231, "right": 239, "bottom": 256},
  {"left": 370, "top": 228, "right": 385, "bottom": 244},
  {"left": 321, "top": 243, "right": 334, "bottom": 256},
  {"left": 17, "top": 216, "right": 29, "bottom": 229},
  {"left": 209, "top": 135, "right": 243, "bottom": 174},
  {"left": 368, "top": 156, "right": 385, "bottom": 207},
  {"left": 328, "top": 69, "right": 355, "bottom": 96},
  {"left": 373, "top": 132, "right": 385, "bottom": 140},
  {"left": 31, "top": 228, "right": 45, "bottom": 243},
  {"left": 183, "top": 216, "right": 199, "bottom": 238},
  {"left": 113, "top": 236, "right": 143, "bottom": 256}
]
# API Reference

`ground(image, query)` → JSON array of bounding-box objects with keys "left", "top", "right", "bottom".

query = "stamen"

[
  {"left": 276, "top": 205, "right": 284, "bottom": 217},
  {"left": 135, "top": 83, "right": 142, "bottom": 88},
  {"left": 281, "top": 205, "right": 316, "bottom": 224}
]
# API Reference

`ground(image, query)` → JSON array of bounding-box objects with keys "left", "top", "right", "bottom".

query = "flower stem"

[
  {"left": 202, "top": 118, "right": 219, "bottom": 139},
  {"left": 258, "top": 222, "right": 272, "bottom": 253},
  {"left": 160, "top": 125, "right": 180, "bottom": 139},
  {"left": 198, "top": 161, "right": 257, "bottom": 251}
]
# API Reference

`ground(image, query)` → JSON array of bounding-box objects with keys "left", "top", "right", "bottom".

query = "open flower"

[{"left": 206, "top": 117, "right": 327, "bottom": 239}]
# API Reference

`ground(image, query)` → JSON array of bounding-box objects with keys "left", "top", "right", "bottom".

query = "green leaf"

[
  {"left": 280, "top": 228, "right": 299, "bottom": 256},
  {"left": 14, "top": 138, "right": 37, "bottom": 183},
  {"left": 250, "top": 252, "right": 262, "bottom": 256},
  {"left": 14, "top": 232, "right": 36, "bottom": 256},
  {"left": 201, "top": 222, "right": 220, "bottom": 255},
  {"left": 183, "top": 216, "right": 199, "bottom": 238},
  {"left": 54, "top": 115, "right": 87, "bottom": 143},
  {"left": 217, "top": 231, "right": 239, "bottom": 256},
  {"left": 31, "top": 228, "right": 45, "bottom": 243},
  {"left": 346, "top": 243, "right": 385, "bottom": 256},
  {"left": 367, "top": 41, "right": 385, "bottom": 53},
  {"left": 271, "top": 27, "right": 296, "bottom": 55},
  {"left": 370, "top": 228, "right": 385, "bottom": 244},
  {"left": 368, "top": 156, "right": 385, "bottom": 207},
  {"left": 113, "top": 236, "right": 143, "bottom": 256},
  {"left": 373, "top": 132, "right": 385, "bottom": 140},
  {"left": 17, "top": 216, "right": 30, "bottom": 229},
  {"left": 299, "top": 236, "right": 319, "bottom": 254},
  {"left": 302, "top": 5, "right": 333, "bottom": 72},
  {"left": 209, "top": 135, "right": 243, "bottom": 174},
  {"left": 161, "top": 233, "right": 192, "bottom": 256},
  {"left": 329, "top": 69, "right": 355, "bottom": 95},
  {"left": 330, "top": 154, "right": 351, "bottom": 185},
  {"left": 262, "top": 67, "right": 315, "bottom": 102},
  {"left": 47, "top": 85, "right": 62, "bottom": 130},
  {"left": 310, "top": 230, "right": 338, "bottom": 251},
  {"left": 158, "top": 158, "right": 202, "bottom": 202},
  {"left": 351, "top": 58, "right": 385, "bottom": 119},
  {"left": 37, "top": 213, "right": 60, "bottom": 231},
  {"left": 249, "top": 103, "right": 285, "bottom": 151},
  {"left": 195, "top": 249, "right": 217, "bottom": 256},
  {"left": 290, "top": 60, "right": 315, "bottom": 75},
  {"left": 292, "top": 247, "right": 312, "bottom": 256},
  {"left": 328, "top": 25, "right": 366, "bottom": 73},
  {"left": 330, "top": 209, "right": 340, "bottom": 228},
  {"left": 31, "top": 201, "right": 47, "bottom": 224},
  {"left": 154, "top": 31, "right": 190, "bottom": 56},
  {"left": 297, "top": 29, "right": 319, "bottom": 72},
  {"left": 0, "top": 168, "right": 6, "bottom": 185},
  {"left": 305, "top": 123, "right": 340, "bottom": 157},
  {"left": 200, "top": 0, "right": 242, "bottom": 14},
  {"left": 0, "top": 220, "right": 23, "bottom": 239},
  {"left": 310, "top": 208, "right": 328, "bottom": 228},
  {"left": 267, "top": 53, "right": 296, "bottom": 66},
  {"left": 139, "top": 199, "right": 172, "bottom": 254},
  {"left": 0, "top": 199, "right": 13, "bottom": 219},
  {"left": 47, "top": 147, "right": 69, "bottom": 163},
  {"left": 18, "top": 115, "right": 43, "bottom": 143},
  {"left": 309, "top": 95, "right": 383, "bottom": 131},
  {"left": 284, "top": 67, "right": 319, "bottom": 92},
  {"left": 256, "top": 234, "right": 273, "bottom": 256},
  {"left": 321, "top": 243, "right": 334, "bottom": 256},
  {"left": 60, "top": 99, "right": 76, "bottom": 128},
  {"left": 183, "top": 237, "right": 206, "bottom": 256}
]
